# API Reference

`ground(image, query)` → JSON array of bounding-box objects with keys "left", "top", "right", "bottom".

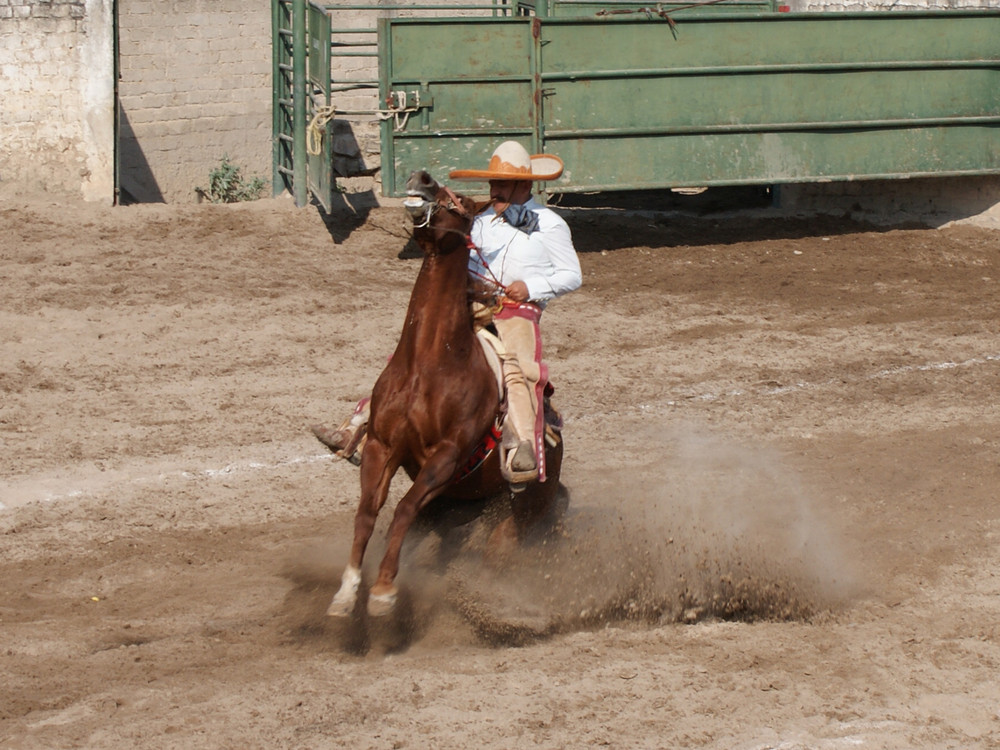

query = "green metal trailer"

[{"left": 273, "top": 0, "right": 1000, "bottom": 209}]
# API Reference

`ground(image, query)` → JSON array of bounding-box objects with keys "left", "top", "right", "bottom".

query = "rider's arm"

[
  {"left": 470, "top": 210, "right": 582, "bottom": 304},
  {"left": 522, "top": 212, "right": 582, "bottom": 303}
]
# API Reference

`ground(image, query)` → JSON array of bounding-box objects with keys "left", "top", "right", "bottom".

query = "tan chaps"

[{"left": 493, "top": 302, "right": 546, "bottom": 471}]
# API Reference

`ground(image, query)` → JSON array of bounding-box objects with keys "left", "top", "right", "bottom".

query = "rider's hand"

[{"left": 506, "top": 280, "right": 530, "bottom": 302}]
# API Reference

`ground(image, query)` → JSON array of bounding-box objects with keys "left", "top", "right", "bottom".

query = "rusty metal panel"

[
  {"left": 539, "top": 11, "right": 1000, "bottom": 192},
  {"left": 545, "top": 0, "right": 777, "bottom": 15},
  {"left": 378, "top": 10, "right": 1000, "bottom": 196}
]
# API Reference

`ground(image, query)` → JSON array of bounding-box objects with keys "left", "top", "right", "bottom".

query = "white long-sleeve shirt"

[{"left": 468, "top": 197, "right": 582, "bottom": 308}]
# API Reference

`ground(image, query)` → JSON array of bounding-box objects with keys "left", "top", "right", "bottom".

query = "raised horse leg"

[
  {"left": 366, "top": 444, "right": 462, "bottom": 616},
  {"left": 327, "top": 439, "right": 396, "bottom": 617}
]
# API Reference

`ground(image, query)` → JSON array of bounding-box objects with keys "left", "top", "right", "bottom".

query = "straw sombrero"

[{"left": 449, "top": 141, "right": 563, "bottom": 182}]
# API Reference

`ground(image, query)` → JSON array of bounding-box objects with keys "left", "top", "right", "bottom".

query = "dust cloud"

[
  {"left": 444, "top": 423, "right": 858, "bottom": 643},
  {"left": 281, "top": 424, "right": 857, "bottom": 647}
]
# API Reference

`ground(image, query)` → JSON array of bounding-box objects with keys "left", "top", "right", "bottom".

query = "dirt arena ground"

[{"left": 2, "top": 192, "right": 999, "bottom": 748}]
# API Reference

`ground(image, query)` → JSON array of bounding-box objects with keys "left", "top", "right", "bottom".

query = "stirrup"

[
  {"left": 510, "top": 440, "right": 536, "bottom": 472},
  {"left": 500, "top": 441, "right": 538, "bottom": 487}
]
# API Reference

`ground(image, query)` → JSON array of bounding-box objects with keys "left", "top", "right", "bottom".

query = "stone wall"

[
  {"left": 0, "top": 0, "right": 115, "bottom": 202},
  {"left": 787, "top": 0, "right": 993, "bottom": 9}
]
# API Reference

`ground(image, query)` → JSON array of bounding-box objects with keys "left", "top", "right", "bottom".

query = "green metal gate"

[
  {"left": 275, "top": 0, "right": 1000, "bottom": 205},
  {"left": 273, "top": 0, "right": 523, "bottom": 210},
  {"left": 273, "top": 0, "right": 341, "bottom": 209}
]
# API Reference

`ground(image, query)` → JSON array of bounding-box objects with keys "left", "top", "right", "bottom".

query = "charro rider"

[{"left": 312, "top": 140, "right": 582, "bottom": 483}]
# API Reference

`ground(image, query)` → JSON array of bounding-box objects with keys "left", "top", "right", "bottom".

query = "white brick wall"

[
  {"left": 0, "top": 0, "right": 114, "bottom": 202},
  {"left": 117, "top": 0, "right": 272, "bottom": 203}
]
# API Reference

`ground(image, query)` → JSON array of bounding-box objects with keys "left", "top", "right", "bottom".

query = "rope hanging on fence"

[
  {"left": 307, "top": 105, "right": 337, "bottom": 156},
  {"left": 376, "top": 90, "right": 423, "bottom": 132}
]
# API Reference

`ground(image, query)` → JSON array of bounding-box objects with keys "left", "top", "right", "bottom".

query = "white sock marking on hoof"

[
  {"left": 326, "top": 565, "right": 361, "bottom": 618},
  {"left": 367, "top": 590, "right": 396, "bottom": 617}
]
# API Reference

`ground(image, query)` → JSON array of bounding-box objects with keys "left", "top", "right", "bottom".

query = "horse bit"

[{"left": 403, "top": 185, "right": 469, "bottom": 228}]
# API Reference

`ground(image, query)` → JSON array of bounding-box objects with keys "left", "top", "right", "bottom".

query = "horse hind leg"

[
  {"left": 485, "top": 515, "right": 521, "bottom": 566},
  {"left": 486, "top": 434, "right": 566, "bottom": 564},
  {"left": 485, "top": 480, "right": 569, "bottom": 568}
]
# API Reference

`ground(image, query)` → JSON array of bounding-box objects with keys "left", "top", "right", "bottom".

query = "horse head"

[{"left": 403, "top": 170, "right": 483, "bottom": 254}]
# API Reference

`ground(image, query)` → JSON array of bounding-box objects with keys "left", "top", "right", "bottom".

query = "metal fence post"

[
  {"left": 271, "top": 0, "right": 283, "bottom": 197},
  {"left": 292, "top": 0, "right": 309, "bottom": 207}
]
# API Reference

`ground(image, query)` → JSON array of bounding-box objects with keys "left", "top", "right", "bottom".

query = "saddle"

[{"left": 315, "top": 298, "right": 562, "bottom": 486}]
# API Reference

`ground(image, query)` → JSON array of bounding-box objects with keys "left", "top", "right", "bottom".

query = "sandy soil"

[{"left": 2, "top": 192, "right": 999, "bottom": 749}]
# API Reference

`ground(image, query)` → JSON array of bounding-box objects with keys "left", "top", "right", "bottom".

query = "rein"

[
  {"left": 410, "top": 187, "right": 514, "bottom": 299},
  {"left": 411, "top": 185, "right": 470, "bottom": 228},
  {"left": 468, "top": 238, "right": 511, "bottom": 298}
]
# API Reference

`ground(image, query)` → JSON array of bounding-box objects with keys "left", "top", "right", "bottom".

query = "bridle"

[
  {"left": 404, "top": 183, "right": 514, "bottom": 297},
  {"left": 405, "top": 185, "right": 471, "bottom": 229}
]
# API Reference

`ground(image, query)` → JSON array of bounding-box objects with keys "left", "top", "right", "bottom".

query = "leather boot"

[
  {"left": 311, "top": 398, "right": 370, "bottom": 465},
  {"left": 501, "top": 361, "right": 538, "bottom": 484}
]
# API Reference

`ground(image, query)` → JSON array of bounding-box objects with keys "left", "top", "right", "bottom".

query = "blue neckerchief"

[{"left": 502, "top": 203, "right": 539, "bottom": 235}]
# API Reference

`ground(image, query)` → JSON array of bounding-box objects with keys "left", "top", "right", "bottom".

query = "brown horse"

[{"left": 327, "top": 170, "right": 566, "bottom": 618}]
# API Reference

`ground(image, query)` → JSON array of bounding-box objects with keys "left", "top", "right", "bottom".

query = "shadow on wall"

[
  {"left": 313, "top": 120, "right": 382, "bottom": 243},
  {"left": 332, "top": 120, "right": 371, "bottom": 181},
  {"left": 117, "top": 107, "right": 164, "bottom": 204}
]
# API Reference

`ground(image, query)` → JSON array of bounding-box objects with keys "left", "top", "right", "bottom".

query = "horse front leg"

[
  {"left": 327, "top": 439, "right": 396, "bottom": 617},
  {"left": 367, "top": 445, "right": 460, "bottom": 617}
]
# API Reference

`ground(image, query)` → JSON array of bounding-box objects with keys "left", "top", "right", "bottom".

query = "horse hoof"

[
  {"left": 326, "top": 596, "right": 355, "bottom": 618},
  {"left": 311, "top": 424, "right": 350, "bottom": 451},
  {"left": 367, "top": 591, "right": 396, "bottom": 617},
  {"left": 327, "top": 565, "right": 361, "bottom": 617}
]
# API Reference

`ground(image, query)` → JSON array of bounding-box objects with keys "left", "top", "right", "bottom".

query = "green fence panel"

[
  {"left": 376, "top": 10, "right": 1000, "bottom": 196},
  {"left": 379, "top": 18, "right": 538, "bottom": 196},
  {"left": 536, "top": 11, "right": 1000, "bottom": 192},
  {"left": 272, "top": 0, "right": 295, "bottom": 198},
  {"left": 556, "top": 125, "right": 1000, "bottom": 192},
  {"left": 307, "top": 1, "right": 333, "bottom": 211}
]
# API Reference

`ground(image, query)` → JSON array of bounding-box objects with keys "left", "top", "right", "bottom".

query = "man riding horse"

[{"left": 312, "top": 141, "right": 582, "bottom": 485}]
